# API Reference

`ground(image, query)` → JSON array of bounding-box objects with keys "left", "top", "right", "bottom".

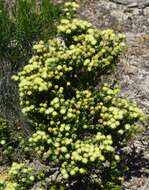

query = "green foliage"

[
  {"left": 0, "top": 1, "right": 14, "bottom": 59},
  {"left": 103, "top": 182, "right": 122, "bottom": 190},
  {"left": 0, "top": 118, "right": 14, "bottom": 163},
  {"left": 0, "top": 118, "right": 8, "bottom": 146},
  {"left": 0, "top": 117, "right": 29, "bottom": 165},
  {"left": 8, "top": 163, "right": 35, "bottom": 190},
  {"left": 0, "top": 0, "right": 60, "bottom": 64},
  {"left": 63, "top": 2, "right": 79, "bottom": 19},
  {"left": 1, "top": 162, "right": 47, "bottom": 190},
  {"left": 14, "top": 0, "right": 59, "bottom": 43},
  {"left": 12, "top": 1, "right": 144, "bottom": 189},
  {"left": 0, "top": 181, "right": 18, "bottom": 190},
  {"left": 49, "top": 185, "right": 65, "bottom": 190}
]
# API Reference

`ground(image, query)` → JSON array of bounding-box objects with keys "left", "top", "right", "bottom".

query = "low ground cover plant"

[{"left": 1, "top": 1, "right": 144, "bottom": 189}]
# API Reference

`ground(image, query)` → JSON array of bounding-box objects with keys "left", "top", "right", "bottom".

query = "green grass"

[{"left": 0, "top": 0, "right": 60, "bottom": 66}]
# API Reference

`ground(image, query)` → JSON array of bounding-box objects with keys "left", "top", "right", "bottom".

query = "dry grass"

[{"left": 0, "top": 169, "right": 9, "bottom": 181}]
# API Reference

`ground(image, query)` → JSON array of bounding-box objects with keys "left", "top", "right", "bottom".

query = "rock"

[
  {"left": 125, "top": 65, "right": 138, "bottom": 75},
  {"left": 138, "top": 179, "right": 149, "bottom": 190},
  {"left": 144, "top": 153, "right": 149, "bottom": 160},
  {"left": 132, "top": 8, "right": 140, "bottom": 15},
  {"left": 110, "top": 10, "right": 125, "bottom": 21},
  {"left": 127, "top": 3, "right": 138, "bottom": 8},
  {"left": 111, "top": 0, "right": 135, "bottom": 5},
  {"left": 144, "top": 7, "right": 149, "bottom": 15},
  {"left": 141, "top": 0, "right": 149, "bottom": 8}
]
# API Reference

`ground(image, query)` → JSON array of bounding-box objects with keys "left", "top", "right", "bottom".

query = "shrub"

[{"left": 12, "top": 1, "right": 144, "bottom": 189}]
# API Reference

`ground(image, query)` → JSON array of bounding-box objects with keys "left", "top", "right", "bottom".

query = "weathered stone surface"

[
  {"left": 111, "top": 0, "right": 136, "bottom": 5},
  {"left": 144, "top": 7, "right": 149, "bottom": 15},
  {"left": 111, "top": 0, "right": 149, "bottom": 8}
]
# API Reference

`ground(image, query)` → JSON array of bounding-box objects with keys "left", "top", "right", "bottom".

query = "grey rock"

[
  {"left": 138, "top": 178, "right": 149, "bottom": 190},
  {"left": 127, "top": 3, "right": 138, "bottom": 8},
  {"left": 111, "top": 0, "right": 129, "bottom": 5},
  {"left": 111, "top": 0, "right": 137, "bottom": 5},
  {"left": 144, "top": 7, "right": 149, "bottom": 15},
  {"left": 140, "top": 0, "right": 149, "bottom": 8}
]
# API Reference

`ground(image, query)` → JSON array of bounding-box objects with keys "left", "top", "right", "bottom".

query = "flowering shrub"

[{"left": 12, "top": 1, "right": 144, "bottom": 189}]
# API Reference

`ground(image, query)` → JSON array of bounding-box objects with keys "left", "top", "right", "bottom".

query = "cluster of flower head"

[
  {"left": 3, "top": 163, "right": 34, "bottom": 190},
  {"left": 12, "top": 1, "right": 144, "bottom": 182},
  {"left": 9, "top": 162, "right": 35, "bottom": 184},
  {"left": 2, "top": 162, "right": 46, "bottom": 190},
  {"left": 64, "top": 1, "right": 79, "bottom": 18},
  {"left": 57, "top": 17, "right": 125, "bottom": 72}
]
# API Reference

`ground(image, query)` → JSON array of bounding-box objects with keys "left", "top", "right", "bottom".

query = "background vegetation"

[{"left": 0, "top": 0, "right": 60, "bottom": 67}]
